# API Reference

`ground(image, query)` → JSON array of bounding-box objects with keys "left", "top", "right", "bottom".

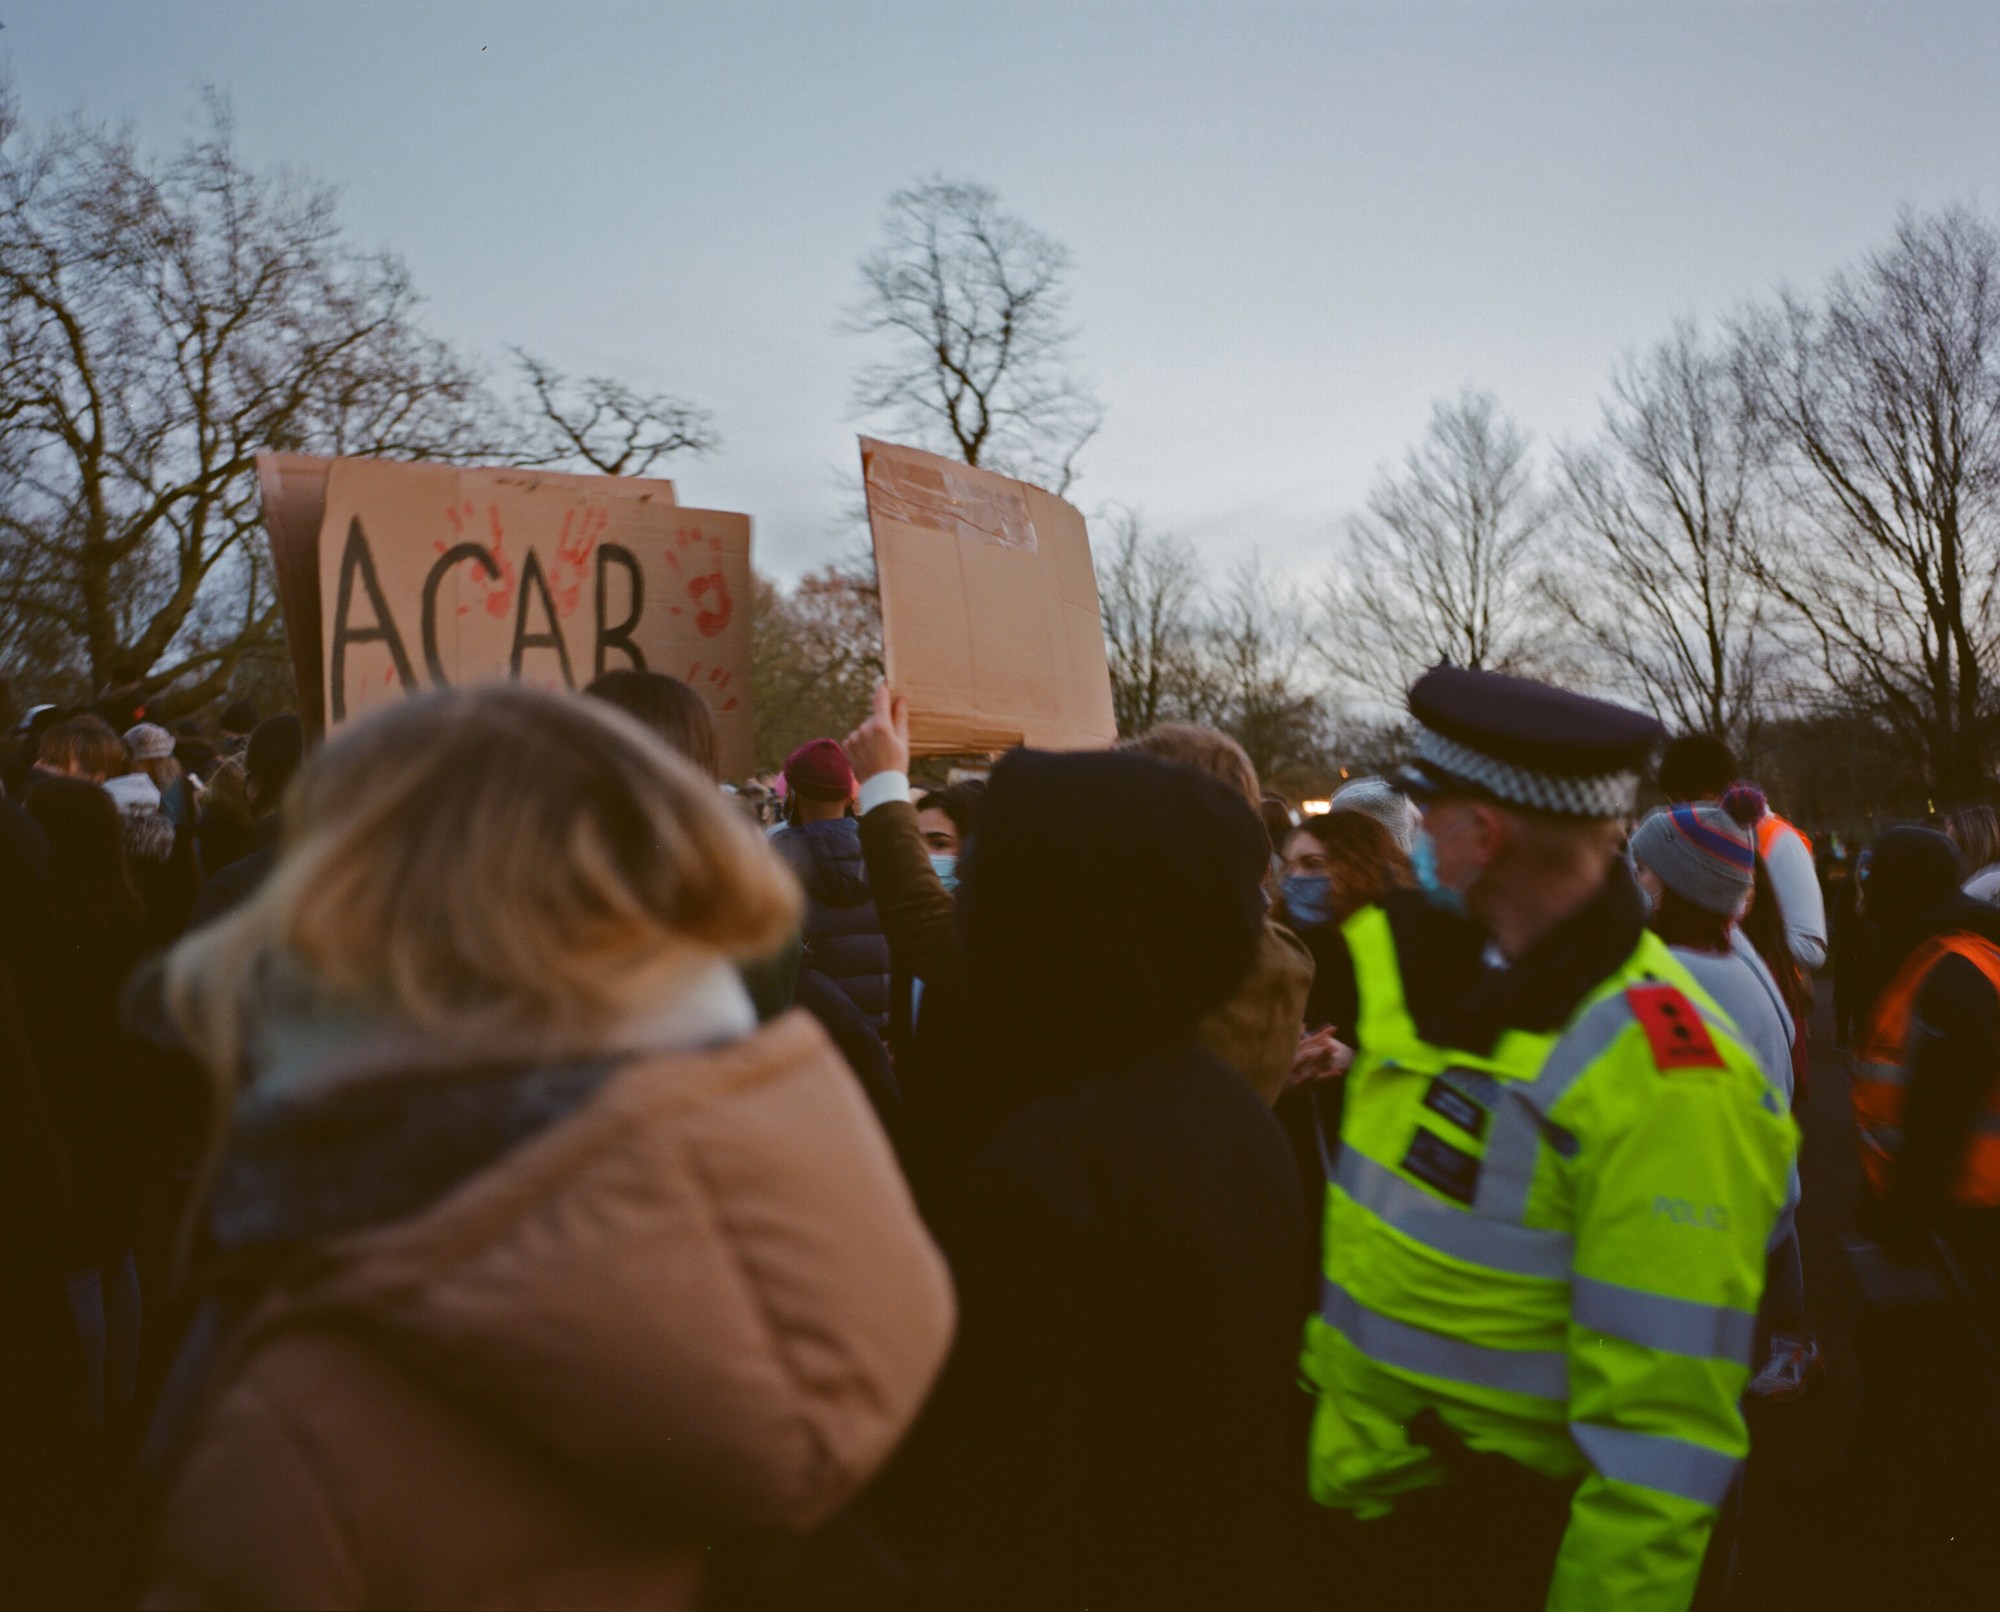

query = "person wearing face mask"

[
  {"left": 1278, "top": 810, "right": 1415, "bottom": 1035},
  {"left": 1294, "top": 665, "right": 1798, "bottom": 1612},
  {"left": 915, "top": 781, "right": 983, "bottom": 893}
]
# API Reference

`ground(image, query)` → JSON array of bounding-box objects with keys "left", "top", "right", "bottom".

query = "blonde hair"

[
  {"left": 134, "top": 752, "right": 185, "bottom": 794},
  {"left": 1122, "top": 723, "right": 1260, "bottom": 810},
  {"left": 164, "top": 685, "right": 798, "bottom": 1083},
  {"left": 1946, "top": 804, "right": 2000, "bottom": 872}
]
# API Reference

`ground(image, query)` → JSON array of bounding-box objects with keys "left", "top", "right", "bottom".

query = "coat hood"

[
  {"left": 210, "top": 1008, "right": 953, "bottom": 1532},
  {"left": 104, "top": 771, "right": 162, "bottom": 814},
  {"left": 959, "top": 748, "right": 1267, "bottom": 1090},
  {"left": 104, "top": 772, "right": 174, "bottom": 864}
]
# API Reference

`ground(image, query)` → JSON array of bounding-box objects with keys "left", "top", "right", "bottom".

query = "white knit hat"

[
  {"left": 1329, "top": 776, "right": 1420, "bottom": 853},
  {"left": 124, "top": 722, "right": 175, "bottom": 762}
]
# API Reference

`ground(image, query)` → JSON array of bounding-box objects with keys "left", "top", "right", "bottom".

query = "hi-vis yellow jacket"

[{"left": 1304, "top": 906, "right": 1798, "bottom": 1612}]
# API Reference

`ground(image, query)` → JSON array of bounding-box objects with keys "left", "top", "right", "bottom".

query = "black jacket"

[
  {"left": 20, "top": 888, "right": 152, "bottom": 1260},
  {"left": 187, "top": 827, "right": 280, "bottom": 931},
  {"left": 892, "top": 750, "right": 1305, "bottom": 1611},
  {"left": 773, "top": 818, "right": 892, "bottom": 1038}
]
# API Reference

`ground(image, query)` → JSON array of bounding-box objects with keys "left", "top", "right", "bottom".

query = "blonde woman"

[
  {"left": 141, "top": 686, "right": 954, "bottom": 1611},
  {"left": 124, "top": 722, "right": 197, "bottom": 829}
]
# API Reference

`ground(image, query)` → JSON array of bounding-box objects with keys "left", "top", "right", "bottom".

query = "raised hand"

[{"left": 844, "top": 680, "right": 911, "bottom": 781}]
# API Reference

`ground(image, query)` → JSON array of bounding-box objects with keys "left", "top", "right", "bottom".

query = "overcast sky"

[{"left": 7, "top": 2, "right": 1997, "bottom": 582}]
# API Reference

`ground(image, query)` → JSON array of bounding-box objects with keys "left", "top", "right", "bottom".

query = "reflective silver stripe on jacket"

[
  {"left": 1476, "top": 980, "right": 1747, "bottom": 1224},
  {"left": 1337, "top": 1149, "right": 1574, "bottom": 1280},
  {"left": 1570, "top": 1421, "right": 1741, "bottom": 1507},
  {"left": 1858, "top": 1123, "right": 1902, "bottom": 1155},
  {"left": 1849, "top": 1058, "right": 1907, "bottom": 1088},
  {"left": 1571, "top": 1274, "right": 1757, "bottom": 1366},
  {"left": 1474, "top": 993, "right": 1635, "bottom": 1222},
  {"left": 1320, "top": 1277, "right": 1569, "bottom": 1400}
]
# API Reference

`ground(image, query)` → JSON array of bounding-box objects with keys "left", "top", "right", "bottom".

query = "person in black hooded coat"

[{"left": 888, "top": 748, "right": 1307, "bottom": 1612}]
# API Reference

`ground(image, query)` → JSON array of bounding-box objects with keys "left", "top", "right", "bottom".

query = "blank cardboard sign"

[
  {"left": 260, "top": 454, "right": 755, "bottom": 777},
  {"left": 860, "top": 437, "right": 1117, "bottom": 756}
]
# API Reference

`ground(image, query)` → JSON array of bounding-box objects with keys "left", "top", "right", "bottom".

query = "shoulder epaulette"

[{"left": 1624, "top": 983, "right": 1725, "bottom": 1071}]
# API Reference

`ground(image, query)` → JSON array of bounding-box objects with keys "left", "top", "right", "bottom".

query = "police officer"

[{"left": 1299, "top": 666, "right": 1798, "bottom": 1612}]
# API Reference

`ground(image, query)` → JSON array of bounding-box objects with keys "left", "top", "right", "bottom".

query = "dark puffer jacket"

[{"left": 773, "top": 818, "right": 892, "bottom": 1038}]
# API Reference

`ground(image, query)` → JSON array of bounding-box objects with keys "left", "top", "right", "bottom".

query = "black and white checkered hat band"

[{"left": 1417, "top": 728, "right": 1638, "bottom": 817}]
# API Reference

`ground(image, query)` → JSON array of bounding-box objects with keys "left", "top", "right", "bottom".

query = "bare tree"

[
  {"left": 749, "top": 560, "right": 883, "bottom": 771},
  {"left": 1095, "top": 508, "right": 1203, "bottom": 736},
  {"left": 1323, "top": 390, "right": 1550, "bottom": 702},
  {"left": 1191, "top": 553, "right": 1330, "bottom": 784},
  {"left": 0, "top": 96, "right": 495, "bottom": 716},
  {"left": 1735, "top": 206, "right": 2000, "bottom": 799},
  {"left": 1545, "top": 322, "right": 1773, "bottom": 741},
  {"left": 846, "top": 176, "right": 1101, "bottom": 494},
  {"left": 511, "top": 348, "right": 718, "bottom": 476}
]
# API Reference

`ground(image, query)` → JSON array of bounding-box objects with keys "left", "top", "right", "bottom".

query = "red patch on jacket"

[{"left": 1625, "top": 984, "right": 1725, "bottom": 1071}]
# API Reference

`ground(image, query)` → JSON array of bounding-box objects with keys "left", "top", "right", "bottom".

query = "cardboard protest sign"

[
  {"left": 860, "top": 437, "right": 1117, "bottom": 756},
  {"left": 259, "top": 455, "right": 755, "bottom": 778},
  {"left": 257, "top": 453, "right": 338, "bottom": 737}
]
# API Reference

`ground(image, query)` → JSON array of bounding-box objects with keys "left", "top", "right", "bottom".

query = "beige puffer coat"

[{"left": 143, "top": 1012, "right": 955, "bottom": 1610}]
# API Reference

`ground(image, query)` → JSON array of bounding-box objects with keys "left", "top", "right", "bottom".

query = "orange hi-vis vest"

[
  {"left": 1756, "top": 812, "right": 1811, "bottom": 863},
  {"left": 1851, "top": 931, "right": 2000, "bottom": 1206}
]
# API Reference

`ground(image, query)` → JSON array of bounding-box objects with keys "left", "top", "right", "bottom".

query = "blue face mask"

[
  {"left": 1282, "top": 872, "right": 1335, "bottom": 928},
  {"left": 1412, "top": 829, "right": 1467, "bottom": 917},
  {"left": 929, "top": 853, "right": 960, "bottom": 892}
]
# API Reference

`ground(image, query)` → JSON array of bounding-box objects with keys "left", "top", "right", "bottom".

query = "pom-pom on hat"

[
  {"left": 1720, "top": 782, "right": 1768, "bottom": 827},
  {"left": 1630, "top": 804, "right": 1756, "bottom": 916}
]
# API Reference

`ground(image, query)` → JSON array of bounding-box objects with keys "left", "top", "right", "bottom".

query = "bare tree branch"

[
  {"left": 1321, "top": 390, "right": 1553, "bottom": 703},
  {"left": 0, "top": 93, "right": 510, "bottom": 708},
  {"left": 1094, "top": 508, "right": 1203, "bottom": 737},
  {"left": 845, "top": 176, "right": 1102, "bottom": 495},
  {"left": 1541, "top": 320, "right": 1777, "bottom": 744},
  {"left": 1733, "top": 206, "right": 2000, "bottom": 797},
  {"left": 508, "top": 348, "right": 718, "bottom": 476}
]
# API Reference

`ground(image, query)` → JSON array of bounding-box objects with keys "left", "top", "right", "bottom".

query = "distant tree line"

[{"left": 6, "top": 84, "right": 1994, "bottom": 831}]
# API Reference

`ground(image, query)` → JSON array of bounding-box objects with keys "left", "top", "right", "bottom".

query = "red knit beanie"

[{"left": 783, "top": 738, "right": 857, "bottom": 802}]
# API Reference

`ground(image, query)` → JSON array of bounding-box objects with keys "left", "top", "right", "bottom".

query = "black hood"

[
  {"left": 958, "top": 748, "right": 1267, "bottom": 1090},
  {"left": 1848, "top": 826, "right": 1995, "bottom": 1022},
  {"left": 1867, "top": 827, "right": 1964, "bottom": 926},
  {"left": 1865, "top": 826, "right": 1969, "bottom": 969}
]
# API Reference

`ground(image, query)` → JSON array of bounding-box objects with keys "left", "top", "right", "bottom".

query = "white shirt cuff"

[{"left": 857, "top": 771, "right": 910, "bottom": 815}]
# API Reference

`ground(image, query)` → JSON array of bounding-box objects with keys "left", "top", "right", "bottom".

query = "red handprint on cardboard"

[
  {"left": 683, "top": 661, "right": 741, "bottom": 714},
  {"left": 549, "top": 506, "right": 606, "bottom": 618},
  {"left": 439, "top": 501, "right": 517, "bottom": 619},
  {"left": 665, "top": 525, "right": 733, "bottom": 638}
]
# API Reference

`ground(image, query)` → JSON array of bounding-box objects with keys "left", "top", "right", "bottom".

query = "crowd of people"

[{"left": 0, "top": 662, "right": 1995, "bottom": 1610}]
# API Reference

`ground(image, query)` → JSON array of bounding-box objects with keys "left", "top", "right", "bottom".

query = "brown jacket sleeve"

[
  {"left": 857, "top": 801, "right": 961, "bottom": 987},
  {"left": 1197, "top": 919, "right": 1315, "bottom": 1105}
]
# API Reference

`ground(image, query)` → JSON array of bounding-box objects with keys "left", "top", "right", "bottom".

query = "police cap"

[{"left": 1395, "top": 664, "right": 1663, "bottom": 818}]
